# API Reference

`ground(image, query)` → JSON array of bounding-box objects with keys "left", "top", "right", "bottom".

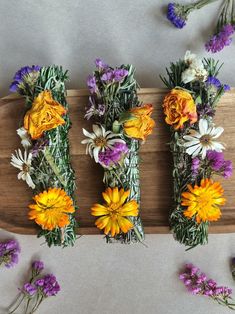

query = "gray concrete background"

[
  {"left": 1, "top": 1, "right": 235, "bottom": 313},
  {"left": 0, "top": 0, "right": 235, "bottom": 96}
]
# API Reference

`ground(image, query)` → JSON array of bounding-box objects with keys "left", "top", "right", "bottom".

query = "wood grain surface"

[{"left": 0, "top": 88, "right": 235, "bottom": 235}]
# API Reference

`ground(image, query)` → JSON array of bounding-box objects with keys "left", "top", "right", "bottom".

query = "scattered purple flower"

[
  {"left": 0, "top": 239, "right": 20, "bottom": 268},
  {"left": 205, "top": 24, "right": 235, "bottom": 53},
  {"left": 206, "top": 150, "right": 232, "bottom": 178},
  {"left": 206, "top": 76, "right": 230, "bottom": 92},
  {"left": 167, "top": 3, "right": 186, "bottom": 29},
  {"left": 197, "top": 103, "right": 215, "bottom": 118},
  {"left": 191, "top": 157, "right": 200, "bottom": 176},
  {"left": 85, "top": 97, "right": 105, "bottom": 120},
  {"left": 180, "top": 263, "right": 235, "bottom": 309},
  {"left": 23, "top": 283, "right": 37, "bottom": 296}
]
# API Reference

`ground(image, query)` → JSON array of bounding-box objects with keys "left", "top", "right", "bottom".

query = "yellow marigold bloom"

[
  {"left": 24, "top": 90, "right": 67, "bottom": 139},
  {"left": 91, "top": 187, "right": 139, "bottom": 236},
  {"left": 123, "top": 104, "right": 155, "bottom": 140},
  {"left": 181, "top": 178, "right": 226, "bottom": 223},
  {"left": 28, "top": 188, "right": 75, "bottom": 230},
  {"left": 163, "top": 88, "right": 197, "bottom": 130}
]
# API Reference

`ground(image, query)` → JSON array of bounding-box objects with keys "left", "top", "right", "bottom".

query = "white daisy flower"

[
  {"left": 10, "top": 149, "right": 35, "bottom": 189},
  {"left": 81, "top": 124, "right": 125, "bottom": 163},
  {"left": 183, "top": 119, "right": 224, "bottom": 159},
  {"left": 17, "top": 127, "right": 32, "bottom": 148}
]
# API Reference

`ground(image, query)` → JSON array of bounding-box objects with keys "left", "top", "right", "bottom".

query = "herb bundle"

[
  {"left": 82, "top": 59, "right": 155, "bottom": 243},
  {"left": 10, "top": 65, "right": 77, "bottom": 247},
  {"left": 161, "top": 51, "right": 232, "bottom": 249}
]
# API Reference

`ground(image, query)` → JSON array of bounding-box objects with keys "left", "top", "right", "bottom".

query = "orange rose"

[
  {"left": 24, "top": 90, "right": 67, "bottom": 139},
  {"left": 123, "top": 104, "right": 155, "bottom": 140},
  {"left": 163, "top": 89, "right": 197, "bottom": 130}
]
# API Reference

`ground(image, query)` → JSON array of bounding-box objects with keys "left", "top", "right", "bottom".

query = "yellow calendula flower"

[
  {"left": 123, "top": 104, "right": 155, "bottom": 140},
  {"left": 91, "top": 187, "right": 139, "bottom": 236},
  {"left": 24, "top": 90, "right": 67, "bottom": 139},
  {"left": 163, "top": 88, "right": 197, "bottom": 130},
  {"left": 181, "top": 178, "right": 226, "bottom": 223},
  {"left": 28, "top": 188, "right": 75, "bottom": 230}
]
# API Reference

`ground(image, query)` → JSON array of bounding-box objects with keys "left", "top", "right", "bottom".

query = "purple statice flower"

[
  {"left": 197, "top": 103, "right": 215, "bottom": 119},
  {"left": 30, "top": 137, "right": 49, "bottom": 157},
  {"left": 206, "top": 150, "right": 233, "bottom": 178},
  {"left": 206, "top": 76, "right": 230, "bottom": 92},
  {"left": 101, "top": 68, "right": 128, "bottom": 83},
  {"left": 167, "top": 3, "right": 186, "bottom": 29},
  {"left": 85, "top": 97, "right": 105, "bottom": 120},
  {"left": 23, "top": 283, "right": 37, "bottom": 296},
  {"left": 180, "top": 263, "right": 235, "bottom": 309},
  {"left": 40, "top": 274, "right": 60, "bottom": 297},
  {"left": 95, "top": 58, "right": 109, "bottom": 70},
  {"left": 87, "top": 75, "right": 97, "bottom": 94},
  {"left": 101, "top": 71, "right": 113, "bottom": 82},
  {"left": 32, "top": 260, "right": 44, "bottom": 274},
  {"left": 112, "top": 69, "right": 129, "bottom": 82},
  {"left": 10, "top": 65, "right": 41, "bottom": 92},
  {"left": 191, "top": 157, "right": 200, "bottom": 176},
  {"left": 98, "top": 142, "right": 129, "bottom": 167},
  {"left": 223, "top": 160, "right": 233, "bottom": 178},
  {"left": 205, "top": 24, "right": 235, "bottom": 53},
  {"left": 0, "top": 239, "right": 20, "bottom": 268}
]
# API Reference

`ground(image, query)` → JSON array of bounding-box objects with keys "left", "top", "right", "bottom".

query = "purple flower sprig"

[
  {"left": 206, "top": 24, "right": 235, "bottom": 53},
  {"left": 10, "top": 65, "right": 41, "bottom": 94},
  {"left": 0, "top": 239, "right": 20, "bottom": 268},
  {"left": 180, "top": 263, "right": 235, "bottom": 310},
  {"left": 207, "top": 150, "right": 233, "bottom": 178},
  {"left": 98, "top": 142, "right": 129, "bottom": 168},
  {"left": 9, "top": 260, "right": 60, "bottom": 314},
  {"left": 167, "top": 1, "right": 217, "bottom": 29}
]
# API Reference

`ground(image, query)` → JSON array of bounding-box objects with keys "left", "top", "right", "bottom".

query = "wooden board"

[{"left": 0, "top": 88, "right": 235, "bottom": 235}]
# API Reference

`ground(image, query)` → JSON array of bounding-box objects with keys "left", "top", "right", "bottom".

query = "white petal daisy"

[
  {"left": 183, "top": 119, "right": 225, "bottom": 159},
  {"left": 81, "top": 124, "right": 125, "bottom": 163},
  {"left": 10, "top": 149, "right": 35, "bottom": 189},
  {"left": 17, "top": 127, "right": 32, "bottom": 148}
]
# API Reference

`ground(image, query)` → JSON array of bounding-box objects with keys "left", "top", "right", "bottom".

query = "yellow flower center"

[
  {"left": 200, "top": 134, "right": 212, "bottom": 146},
  {"left": 196, "top": 191, "right": 213, "bottom": 209},
  {"left": 94, "top": 137, "right": 107, "bottom": 147},
  {"left": 22, "top": 163, "right": 30, "bottom": 172}
]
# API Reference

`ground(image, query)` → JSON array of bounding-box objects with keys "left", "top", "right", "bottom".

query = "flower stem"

[{"left": 185, "top": 0, "right": 218, "bottom": 13}]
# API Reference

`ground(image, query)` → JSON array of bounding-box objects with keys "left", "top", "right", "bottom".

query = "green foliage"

[
  {"left": 160, "top": 56, "right": 226, "bottom": 249},
  {"left": 30, "top": 65, "right": 77, "bottom": 247}
]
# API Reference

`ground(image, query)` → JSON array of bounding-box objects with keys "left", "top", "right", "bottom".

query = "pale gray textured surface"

[
  {"left": 0, "top": 0, "right": 235, "bottom": 96},
  {"left": 0, "top": 1, "right": 235, "bottom": 314}
]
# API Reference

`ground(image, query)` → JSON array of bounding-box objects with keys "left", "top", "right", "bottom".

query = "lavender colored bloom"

[
  {"left": 41, "top": 274, "right": 60, "bottom": 297},
  {"left": 112, "top": 69, "right": 128, "bottom": 82},
  {"left": 191, "top": 157, "right": 200, "bottom": 176},
  {"left": 101, "top": 71, "right": 113, "bottom": 82},
  {"left": 35, "top": 278, "right": 45, "bottom": 287},
  {"left": 205, "top": 24, "right": 235, "bottom": 53},
  {"left": 197, "top": 103, "right": 215, "bottom": 118},
  {"left": 98, "top": 142, "right": 129, "bottom": 167},
  {"left": 30, "top": 137, "right": 49, "bottom": 157},
  {"left": 223, "top": 160, "right": 233, "bottom": 178},
  {"left": 85, "top": 97, "right": 105, "bottom": 120},
  {"left": 32, "top": 260, "right": 44, "bottom": 273},
  {"left": 207, "top": 150, "right": 233, "bottom": 178},
  {"left": 95, "top": 58, "right": 108, "bottom": 70},
  {"left": 0, "top": 239, "right": 20, "bottom": 268},
  {"left": 10, "top": 65, "right": 41, "bottom": 92},
  {"left": 180, "top": 263, "right": 233, "bottom": 306},
  {"left": 167, "top": 3, "right": 186, "bottom": 29},
  {"left": 87, "top": 75, "right": 97, "bottom": 94},
  {"left": 207, "top": 150, "right": 224, "bottom": 171},
  {"left": 23, "top": 283, "right": 37, "bottom": 296},
  {"left": 206, "top": 76, "right": 230, "bottom": 92}
]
